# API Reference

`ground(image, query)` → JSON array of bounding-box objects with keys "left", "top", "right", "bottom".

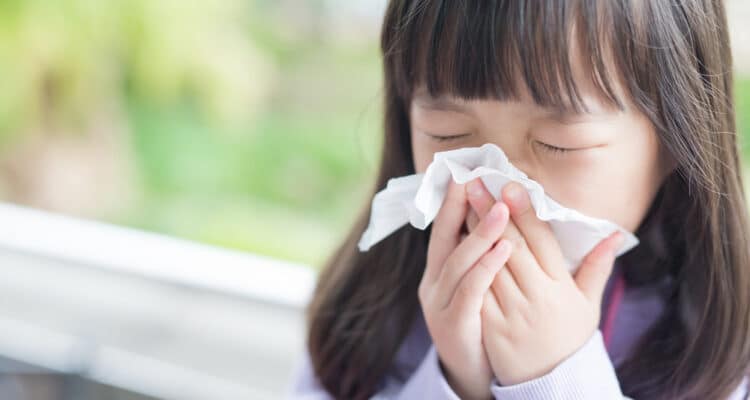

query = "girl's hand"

[
  {"left": 463, "top": 178, "right": 625, "bottom": 386},
  {"left": 419, "top": 180, "right": 514, "bottom": 399}
]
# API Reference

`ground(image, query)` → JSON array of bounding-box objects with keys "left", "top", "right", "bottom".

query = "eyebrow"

[
  {"left": 412, "top": 92, "right": 472, "bottom": 113},
  {"left": 412, "top": 90, "right": 621, "bottom": 120},
  {"left": 550, "top": 97, "right": 623, "bottom": 124}
]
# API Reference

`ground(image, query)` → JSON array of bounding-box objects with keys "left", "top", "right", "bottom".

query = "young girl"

[{"left": 289, "top": 1, "right": 750, "bottom": 399}]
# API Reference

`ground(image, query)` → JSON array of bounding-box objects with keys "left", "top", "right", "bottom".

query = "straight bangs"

[{"left": 382, "top": 0, "right": 629, "bottom": 114}]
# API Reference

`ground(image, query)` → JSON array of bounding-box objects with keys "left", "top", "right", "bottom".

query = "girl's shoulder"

[
  {"left": 607, "top": 266, "right": 672, "bottom": 366},
  {"left": 387, "top": 308, "right": 433, "bottom": 380}
]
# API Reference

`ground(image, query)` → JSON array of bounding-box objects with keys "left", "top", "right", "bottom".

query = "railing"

[{"left": 0, "top": 202, "right": 316, "bottom": 399}]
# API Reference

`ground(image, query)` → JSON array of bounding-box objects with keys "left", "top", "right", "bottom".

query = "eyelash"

[
  {"left": 427, "top": 133, "right": 471, "bottom": 142},
  {"left": 427, "top": 133, "right": 576, "bottom": 157},
  {"left": 535, "top": 141, "right": 573, "bottom": 156}
]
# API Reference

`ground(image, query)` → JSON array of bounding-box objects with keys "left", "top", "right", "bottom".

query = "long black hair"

[{"left": 307, "top": 1, "right": 750, "bottom": 398}]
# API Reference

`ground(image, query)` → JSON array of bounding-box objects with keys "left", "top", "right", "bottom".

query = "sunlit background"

[
  {"left": 0, "top": 0, "right": 387, "bottom": 268},
  {"left": 0, "top": 1, "right": 748, "bottom": 399}
]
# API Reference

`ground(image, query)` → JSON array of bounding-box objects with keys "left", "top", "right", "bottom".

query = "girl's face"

[{"left": 409, "top": 64, "right": 674, "bottom": 232}]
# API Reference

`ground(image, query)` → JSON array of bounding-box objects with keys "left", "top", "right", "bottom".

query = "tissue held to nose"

[{"left": 357, "top": 143, "right": 639, "bottom": 274}]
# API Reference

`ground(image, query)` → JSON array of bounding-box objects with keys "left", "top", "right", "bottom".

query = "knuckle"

[
  {"left": 468, "top": 264, "right": 491, "bottom": 290},
  {"left": 509, "top": 234, "right": 528, "bottom": 252},
  {"left": 445, "top": 251, "right": 471, "bottom": 276},
  {"left": 474, "top": 224, "right": 499, "bottom": 244},
  {"left": 475, "top": 257, "right": 494, "bottom": 275},
  {"left": 519, "top": 302, "right": 539, "bottom": 327},
  {"left": 429, "top": 226, "right": 453, "bottom": 247},
  {"left": 453, "top": 282, "right": 473, "bottom": 306},
  {"left": 442, "top": 253, "right": 459, "bottom": 275},
  {"left": 506, "top": 327, "right": 526, "bottom": 346},
  {"left": 516, "top": 204, "right": 533, "bottom": 218},
  {"left": 541, "top": 285, "right": 559, "bottom": 307}
]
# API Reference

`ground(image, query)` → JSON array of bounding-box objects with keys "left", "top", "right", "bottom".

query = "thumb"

[{"left": 575, "top": 231, "right": 625, "bottom": 304}]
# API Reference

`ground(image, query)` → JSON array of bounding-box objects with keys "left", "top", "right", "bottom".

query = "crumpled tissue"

[{"left": 357, "top": 143, "right": 639, "bottom": 273}]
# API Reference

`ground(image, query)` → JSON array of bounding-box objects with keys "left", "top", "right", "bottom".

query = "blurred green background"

[{"left": 0, "top": 0, "right": 748, "bottom": 269}]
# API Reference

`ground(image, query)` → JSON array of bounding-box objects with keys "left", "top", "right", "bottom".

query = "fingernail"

[{"left": 467, "top": 180, "right": 483, "bottom": 198}]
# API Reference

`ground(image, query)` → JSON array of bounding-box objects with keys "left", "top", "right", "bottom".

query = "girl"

[{"left": 289, "top": 0, "right": 750, "bottom": 399}]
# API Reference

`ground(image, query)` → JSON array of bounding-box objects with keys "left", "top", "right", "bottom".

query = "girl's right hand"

[{"left": 418, "top": 180, "right": 514, "bottom": 400}]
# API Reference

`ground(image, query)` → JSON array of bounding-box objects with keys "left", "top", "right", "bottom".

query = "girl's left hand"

[{"left": 463, "top": 179, "right": 625, "bottom": 386}]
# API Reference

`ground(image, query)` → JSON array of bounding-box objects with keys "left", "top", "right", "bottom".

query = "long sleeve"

[
  {"left": 728, "top": 376, "right": 750, "bottom": 400},
  {"left": 489, "top": 330, "right": 631, "bottom": 400},
  {"left": 285, "top": 348, "right": 333, "bottom": 399},
  {"left": 287, "top": 331, "right": 750, "bottom": 399},
  {"left": 489, "top": 329, "right": 750, "bottom": 400},
  {"left": 285, "top": 344, "right": 464, "bottom": 399},
  {"left": 372, "top": 344, "right": 465, "bottom": 399}
]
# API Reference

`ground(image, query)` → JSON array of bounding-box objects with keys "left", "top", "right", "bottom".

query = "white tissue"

[{"left": 357, "top": 143, "right": 638, "bottom": 273}]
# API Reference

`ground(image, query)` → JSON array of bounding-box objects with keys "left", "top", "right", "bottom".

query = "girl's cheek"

[
  {"left": 540, "top": 146, "right": 611, "bottom": 182},
  {"left": 411, "top": 140, "right": 437, "bottom": 173},
  {"left": 536, "top": 148, "right": 622, "bottom": 212}
]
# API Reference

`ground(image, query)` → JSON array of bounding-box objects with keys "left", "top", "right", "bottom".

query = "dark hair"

[{"left": 306, "top": 1, "right": 750, "bottom": 399}]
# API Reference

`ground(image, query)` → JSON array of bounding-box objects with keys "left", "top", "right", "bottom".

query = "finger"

[
  {"left": 576, "top": 231, "right": 625, "bottom": 303},
  {"left": 502, "top": 182, "right": 568, "bottom": 281},
  {"left": 481, "top": 290, "right": 506, "bottom": 328},
  {"left": 466, "top": 177, "right": 496, "bottom": 217},
  {"left": 424, "top": 180, "right": 469, "bottom": 286},
  {"left": 465, "top": 208, "right": 479, "bottom": 235},
  {"left": 435, "top": 202, "right": 509, "bottom": 309},
  {"left": 499, "top": 218, "right": 549, "bottom": 300},
  {"left": 449, "top": 239, "right": 513, "bottom": 314},
  {"left": 491, "top": 255, "right": 527, "bottom": 315},
  {"left": 465, "top": 177, "right": 498, "bottom": 240}
]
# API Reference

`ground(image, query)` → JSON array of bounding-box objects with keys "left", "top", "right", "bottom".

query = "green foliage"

[
  {"left": 0, "top": 0, "right": 271, "bottom": 142},
  {"left": 0, "top": 0, "right": 384, "bottom": 267},
  {"left": 119, "top": 17, "right": 383, "bottom": 266}
]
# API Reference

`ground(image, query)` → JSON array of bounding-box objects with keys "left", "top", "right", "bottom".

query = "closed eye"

[
  {"left": 535, "top": 141, "right": 575, "bottom": 156},
  {"left": 424, "top": 132, "right": 472, "bottom": 142}
]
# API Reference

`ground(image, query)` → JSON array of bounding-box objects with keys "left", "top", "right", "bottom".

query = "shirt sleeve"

[
  {"left": 287, "top": 331, "right": 750, "bottom": 400},
  {"left": 285, "top": 345, "right": 464, "bottom": 400},
  {"left": 489, "top": 329, "right": 631, "bottom": 400},
  {"left": 285, "top": 348, "right": 334, "bottom": 400},
  {"left": 727, "top": 376, "right": 750, "bottom": 400},
  {"left": 371, "top": 344, "right": 463, "bottom": 399},
  {"left": 487, "top": 329, "right": 750, "bottom": 400}
]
